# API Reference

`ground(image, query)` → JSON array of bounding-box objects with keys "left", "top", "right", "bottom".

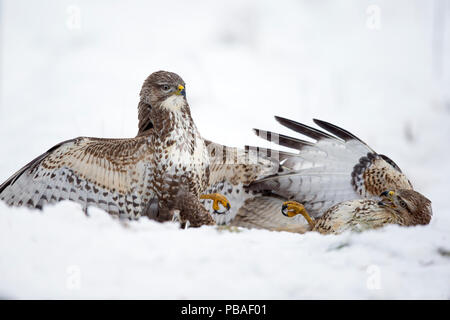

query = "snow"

[{"left": 0, "top": 0, "right": 449, "bottom": 299}]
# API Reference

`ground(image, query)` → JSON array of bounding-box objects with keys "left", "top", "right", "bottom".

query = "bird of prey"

[
  {"left": 282, "top": 189, "right": 432, "bottom": 234},
  {"left": 226, "top": 116, "right": 432, "bottom": 234},
  {"left": 0, "top": 71, "right": 255, "bottom": 227},
  {"left": 135, "top": 91, "right": 279, "bottom": 226}
]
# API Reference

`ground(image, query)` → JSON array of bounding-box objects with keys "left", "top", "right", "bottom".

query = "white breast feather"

[{"left": 160, "top": 95, "right": 186, "bottom": 112}]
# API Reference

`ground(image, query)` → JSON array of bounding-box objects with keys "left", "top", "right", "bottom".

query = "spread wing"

[
  {"left": 229, "top": 196, "right": 309, "bottom": 233},
  {"left": 202, "top": 140, "right": 279, "bottom": 224},
  {"left": 0, "top": 136, "right": 155, "bottom": 218},
  {"left": 249, "top": 117, "right": 413, "bottom": 217}
]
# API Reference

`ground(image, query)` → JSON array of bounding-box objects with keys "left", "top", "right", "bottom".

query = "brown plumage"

[
  {"left": 136, "top": 96, "right": 279, "bottom": 226},
  {"left": 0, "top": 71, "right": 215, "bottom": 226},
  {"left": 146, "top": 187, "right": 215, "bottom": 227},
  {"left": 226, "top": 117, "right": 433, "bottom": 233},
  {"left": 137, "top": 71, "right": 185, "bottom": 136},
  {"left": 282, "top": 189, "right": 432, "bottom": 234}
]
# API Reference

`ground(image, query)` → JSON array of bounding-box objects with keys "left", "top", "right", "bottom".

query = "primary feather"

[
  {"left": 248, "top": 116, "right": 413, "bottom": 218},
  {"left": 0, "top": 136, "right": 152, "bottom": 218}
]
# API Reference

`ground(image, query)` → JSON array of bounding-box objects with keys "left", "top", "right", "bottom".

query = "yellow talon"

[
  {"left": 281, "top": 201, "right": 315, "bottom": 228},
  {"left": 200, "top": 193, "right": 231, "bottom": 214}
]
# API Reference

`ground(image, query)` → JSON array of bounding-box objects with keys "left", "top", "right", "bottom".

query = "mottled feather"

[
  {"left": 0, "top": 136, "right": 153, "bottom": 218},
  {"left": 1, "top": 71, "right": 216, "bottom": 226},
  {"left": 249, "top": 117, "right": 413, "bottom": 217}
]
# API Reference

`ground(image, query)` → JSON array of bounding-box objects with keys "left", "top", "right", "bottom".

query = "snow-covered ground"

[{"left": 0, "top": 0, "right": 449, "bottom": 299}]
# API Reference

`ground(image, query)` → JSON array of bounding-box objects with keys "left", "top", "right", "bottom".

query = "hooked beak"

[
  {"left": 175, "top": 84, "right": 186, "bottom": 97},
  {"left": 378, "top": 190, "right": 396, "bottom": 208},
  {"left": 380, "top": 190, "right": 394, "bottom": 197}
]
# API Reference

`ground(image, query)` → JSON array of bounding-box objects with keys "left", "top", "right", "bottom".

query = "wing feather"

[
  {"left": 252, "top": 129, "right": 315, "bottom": 150},
  {"left": 275, "top": 116, "right": 336, "bottom": 141},
  {"left": 229, "top": 196, "right": 309, "bottom": 233},
  {"left": 205, "top": 140, "right": 278, "bottom": 187},
  {"left": 0, "top": 136, "right": 153, "bottom": 218},
  {"left": 201, "top": 140, "right": 279, "bottom": 224},
  {"left": 250, "top": 117, "right": 411, "bottom": 217}
]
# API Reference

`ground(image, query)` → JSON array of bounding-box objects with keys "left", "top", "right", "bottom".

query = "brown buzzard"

[
  {"left": 226, "top": 117, "right": 432, "bottom": 234},
  {"left": 0, "top": 71, "right": 258, "bottom": 227},
  {"left": 135, "top": 94, "right": 279, "bottom": 226}
]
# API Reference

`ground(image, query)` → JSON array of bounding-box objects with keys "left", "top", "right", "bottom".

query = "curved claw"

[
  {"left": 281, "top": 201, "right": 315, "bottom": 228},
  {"left": 214, "top": 202, "right": 230, "bottom": 215},
  {"left": 200, "top": 193, "right": 231, "bottom": 215},
  {"left": 281, "top": 201, "right": 303, "bottom": 217},
  {"left": 281, "top": 204, "right": 290, "bottom": 217}
]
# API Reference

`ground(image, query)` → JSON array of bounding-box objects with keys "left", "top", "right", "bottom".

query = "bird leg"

[
  {"left": 171, "top": 209, "right": 181, "bottom": 223},
  {"left": 200, "top": 193, "right": 231, "bottom": 214},
  {"left": 281, "top": 201, "right": 315, "bottom": 228},
  {"left": 170, "top": 189, "right": 216, "bottom": 227}
]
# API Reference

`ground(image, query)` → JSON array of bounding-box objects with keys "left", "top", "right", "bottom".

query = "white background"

[{"left": 0, "top": 0, "right": 449, "bottom": 299}]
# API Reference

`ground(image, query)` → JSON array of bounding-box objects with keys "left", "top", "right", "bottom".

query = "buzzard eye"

[
  {"left": 399, "top": 200, "right": 407, "bottom": 208},
  {"left": 161, "top": 85, "right": 171, "bottom": 92}
]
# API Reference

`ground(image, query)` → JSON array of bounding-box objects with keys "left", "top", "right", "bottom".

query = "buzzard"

[
  {"left": 226, "top": 117, "right": 432, "bottom": 234},
  {"left": 135, "top": 97, "right": 279, "bottom": 226},
  {"left": 1, "top": 71, "right": 270, "bottom": 227},
  {"left": 282, "top": 190, "right": 432, "bottom": 234}
]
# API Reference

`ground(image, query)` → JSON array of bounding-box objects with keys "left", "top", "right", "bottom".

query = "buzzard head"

[
  {"left": 137, "top": 71, "right": 187, "bottom": 134},
  {"left": 378, "top": 189, "right": 432, "bottom": 226},
  {"left": 140, "top": 71, "right": 186, "bottom": 109}
]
